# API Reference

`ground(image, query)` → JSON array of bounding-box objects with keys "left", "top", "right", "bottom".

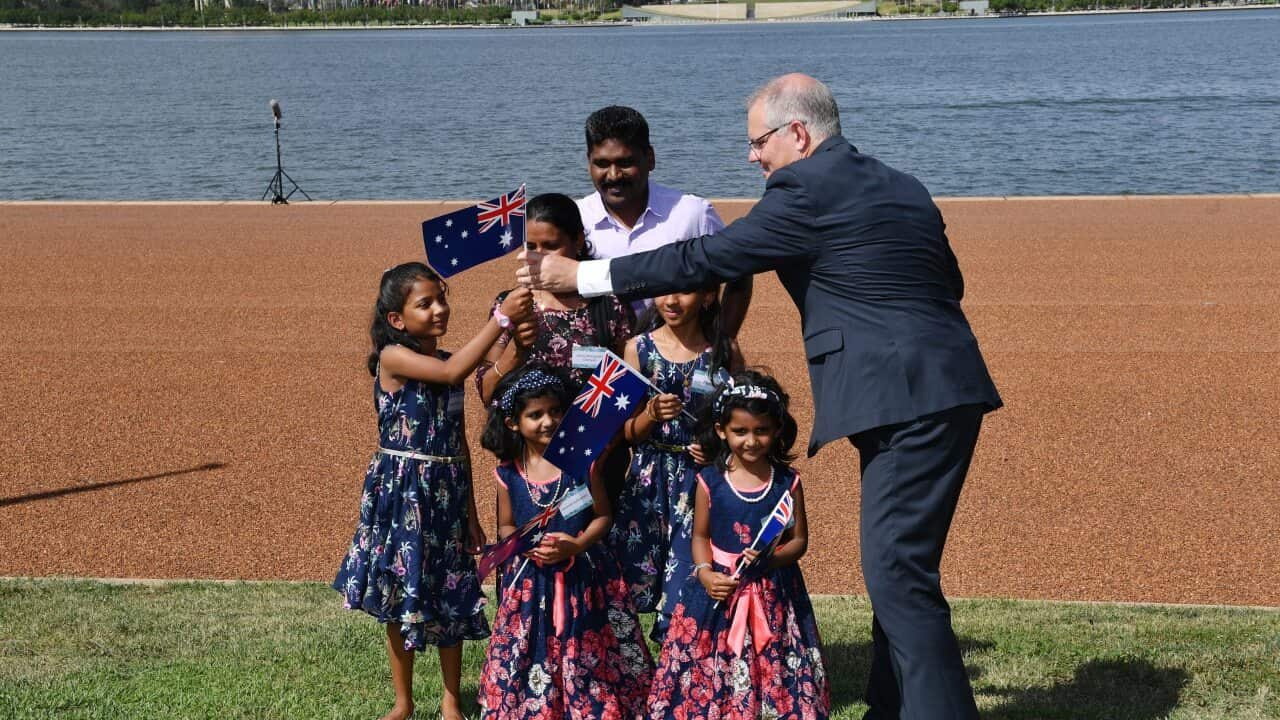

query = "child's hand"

[
  {"left": 698, "top": 567, "right": 740, "bottom": 602},
  {"left": 511, "top": 321, "right": 538, "bottom": 350},
  {"left": 500, "top": 287, "right": 535, "bottom": 325},
  {"left": 687, "top": 441, "right": 707, "bottom": 465},
  {"left": 647, "top": 393, "right": 683, "bottom": 422},
  {"left": 465, "top": 519, "right": 487, "bottom": 555},
  {"left": 740, "top": 548, "right": 761, "bottom": 565},
  {"left": 528, "top": 532, "right": 578, "bottom": 565}
]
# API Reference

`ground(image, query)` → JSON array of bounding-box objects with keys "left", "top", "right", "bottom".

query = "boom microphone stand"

[{"left": 262, "top": 99, "right": 311, "bottom": 205}]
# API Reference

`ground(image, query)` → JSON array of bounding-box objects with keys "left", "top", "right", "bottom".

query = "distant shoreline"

[{"left": 2, "top": 3, "right": 1277, "bottom": 32}]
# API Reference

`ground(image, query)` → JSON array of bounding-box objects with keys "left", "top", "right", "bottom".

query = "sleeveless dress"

[
  {"left": 607, "top": 332, "right": 724, "bottom": 623},
  {"left": 478, "top": 462, "right": 654, "bottom": 720},
  {"left": 647, "top": 464, "right": 831, "bottom": 720},
  {"left": 332, "top": 352, "right": 489, "bottom": 651}
]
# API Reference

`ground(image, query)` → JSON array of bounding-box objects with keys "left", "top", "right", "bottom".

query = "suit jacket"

[{"left": 608, "top": 136, "right": 1002, "bottom": 455}]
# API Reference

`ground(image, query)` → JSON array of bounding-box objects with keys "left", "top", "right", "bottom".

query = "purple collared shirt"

[{"left": 578, "top": 181, "right": 724, "bottom": 317}]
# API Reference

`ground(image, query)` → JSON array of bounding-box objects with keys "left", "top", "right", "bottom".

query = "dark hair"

[
  {"left": 585, "top": 106, "right": 651, "bottom": 155},
  {"left": 480, "top": 362, "right": 572, "bottom": 462},
  {"left": 637, "top": 284, "right": 734, "bottom": 379},
  {"left": 696, "top": 368, "right": 798, "bottom": 471},
  {"left": 367, "top": 262, "right": 445, "bottom": 377},
  {"left": 525, "top": 192, "right": 626, "bottom": 348}
]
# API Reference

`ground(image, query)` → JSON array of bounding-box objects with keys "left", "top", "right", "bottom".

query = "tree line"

[
  {"left": 0, "top": 0, "right": 516, "bottom": 26},
  {"left": 0, "top": 0, "right": 1269, "bottom": 26}
]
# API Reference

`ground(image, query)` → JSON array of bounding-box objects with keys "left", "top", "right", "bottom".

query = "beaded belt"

[
  {"left": 378, "top": 447, "right": 469, "bottom": 465},
  {"left": 649, "top": 441, "right": 689, "bottom": 453}
]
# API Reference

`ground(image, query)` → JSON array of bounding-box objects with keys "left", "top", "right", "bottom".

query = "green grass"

[{"left": 1, "top": 580, "right": 1276, "bottom": 719}]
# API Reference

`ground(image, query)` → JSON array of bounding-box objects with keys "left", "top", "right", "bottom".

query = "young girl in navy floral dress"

[
  {"left": 334, "top": 262, "right": 533, "bottom": 720},
  {"left": 478, "top": 363, "right": 653, "bottom": 720},
  {"left": 648, "top": 370, "right": 831, "bottom": 720},
  {"left": 612, "top": 287, "right": 742, "bottom": 633}
]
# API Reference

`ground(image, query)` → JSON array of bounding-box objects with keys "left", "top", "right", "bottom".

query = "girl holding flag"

[
  {"left": 647, "top": 370, "right": 831, "bottom": 720},
  {"left": 613, "top": 287, "right": 743, "bottom": 636},
  {"left": 477, "top": 362, "right": 652, "bottom": 720}
]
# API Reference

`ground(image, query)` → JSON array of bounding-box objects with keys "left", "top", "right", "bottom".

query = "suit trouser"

[{"left": 850, "top": 403, "right": 985, "bottom": 720}]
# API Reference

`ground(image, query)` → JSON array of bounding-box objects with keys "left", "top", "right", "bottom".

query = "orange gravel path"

[{"left": 1, "top": 196, "right": 1277, "bottom": 606}]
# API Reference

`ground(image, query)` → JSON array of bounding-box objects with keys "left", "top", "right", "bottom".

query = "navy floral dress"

[
  {"left": 647, "top": 465, "right": 830, "bottom": 720},
  {"left": 475, "top": 292, "right": 635, "bottom": 395},
  {"left": 479, "top": 462, "right": 653, "bottom": 720},
  {"left": 607, "top": 332, "right": 724, "bottom": 624},
  {"left": 333, "top": 351, "right": 489, "bottom": 651}
]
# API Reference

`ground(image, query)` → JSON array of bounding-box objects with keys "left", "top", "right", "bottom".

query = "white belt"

[{"left": 377, "top": 447, "right": 468, "bottom": 465}]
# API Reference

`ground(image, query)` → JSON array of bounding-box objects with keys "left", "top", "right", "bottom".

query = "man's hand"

[{"left": 517, "top": 248, "right": 580, "bottom": 294}]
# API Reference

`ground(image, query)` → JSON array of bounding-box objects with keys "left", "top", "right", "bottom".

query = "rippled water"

[{"left": 2, "top": 9, "right": 1278, "bottom": 199}]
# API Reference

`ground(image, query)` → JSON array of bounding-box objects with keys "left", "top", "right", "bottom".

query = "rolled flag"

[
  {"left": 476, "top": 479, "right": 595, "bottom": 581},
  {"left": 422, "top": 185, "right": 525, "bottom": 278},
  {"left": 544, "top": 350, "right": 649, "bottom": 480},
  {"left": 476, "top": 499, "right": 559, "bottom": 581},
  {"left": 732, "top": 489, "right": 794, "bottom": 580}
]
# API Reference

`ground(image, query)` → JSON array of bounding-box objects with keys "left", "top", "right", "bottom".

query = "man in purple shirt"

[{"left": 578, "top": 106, "right": 752, "bottom": 334}]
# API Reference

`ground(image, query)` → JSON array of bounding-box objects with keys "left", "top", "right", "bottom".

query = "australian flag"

[
  {"left": 476, "top": 501, "right": 559, "bottom": 581},
  {"left": 422, "top": 185, "right": 525, "bottom": 278},
  {"left": 733, "top": 489, "right": 795, "bottom": 580},
  {"left": 544, "top": 351, "right": 648, "bottom": 480}
]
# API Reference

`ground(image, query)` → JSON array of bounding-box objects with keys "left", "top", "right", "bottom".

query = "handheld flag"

[
  {"left": 732, "top": 489, "right": 794, "bottom": 580},
  {"left": 544, "top": 351, "right": 649, "bottom": 480},
  {"left": 475, "top": 478, "right": 595, "bottom": 581},
  {"left": 476, "top": 499, "right": 559, "bottom": 581},
  {"left": 422, "top": 185, "right": 525, "bottom": 278}
]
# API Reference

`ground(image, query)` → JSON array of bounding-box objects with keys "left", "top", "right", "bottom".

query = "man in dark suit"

[{"left": 518, "top": 73, "right": 1002, "bottom": 719}]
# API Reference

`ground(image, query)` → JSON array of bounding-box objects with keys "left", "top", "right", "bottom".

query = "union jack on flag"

[
  {"left": 733, "top": 489, "right": 795, "bottom": 580},
  {"left": 544, "top": 351, "right": 649, "bottom": 480},
  {"left": 421, "top": 185, "right": 526, "bottom": 278},
  {"left": 476, "top": 500, "right": 560, "bottom": 581},
  {"left": 574, "top": 354, "right": 630, "bottom": 418},
  {"left": 476, "top": 186, "right": 526, "bottom": 234}
]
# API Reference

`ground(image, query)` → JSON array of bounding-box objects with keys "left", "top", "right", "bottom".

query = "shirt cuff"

[{"left": 577, "top": 259, "right": 614, "bottom": 297}]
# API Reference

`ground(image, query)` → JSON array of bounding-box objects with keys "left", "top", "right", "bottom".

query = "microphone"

[{"left": 269, "top": 99, "right": 282, "bottom": 124}]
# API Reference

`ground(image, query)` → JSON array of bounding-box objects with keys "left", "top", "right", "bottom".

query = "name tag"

[
  {"left": 690, "top": 369, "right": 727, "bottom": 396},
  {"left": 571, "top": 345, "right": 608, "bottom": 370},
  {"left": 558, "top": 482, "right": 593, "bottom": 519},
  {"left": 447, "top": 389, "right": 465, "bottom": 418}
]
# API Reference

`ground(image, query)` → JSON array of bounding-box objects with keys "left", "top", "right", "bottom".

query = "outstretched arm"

[{"left": 518, "top": 170, "right": 815, "bottom": 298}]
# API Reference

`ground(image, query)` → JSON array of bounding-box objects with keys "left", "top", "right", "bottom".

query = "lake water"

[{"left": 1, "top": 9, "right": 1278, "bottom": 200}]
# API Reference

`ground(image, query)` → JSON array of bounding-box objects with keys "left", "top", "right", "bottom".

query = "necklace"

[
  {"left": 653, "top": 331, "right": 706, "bottom": 398},
  {"left": 726, "top": 464, "right": 774, "bottom": 504},
  {"left": 523, "top": 448, "right": 564, "bottom": 509}
]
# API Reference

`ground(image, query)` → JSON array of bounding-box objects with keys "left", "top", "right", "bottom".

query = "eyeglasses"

[{"left": 747, "top": 126, "right": 784, "bottom": 153}]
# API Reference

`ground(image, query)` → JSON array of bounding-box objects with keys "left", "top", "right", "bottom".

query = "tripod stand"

[{"left": 262, "top": 109, "right": 311, "bottom": 205}]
